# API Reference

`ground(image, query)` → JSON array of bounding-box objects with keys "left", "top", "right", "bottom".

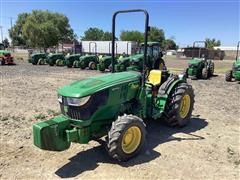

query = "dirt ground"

[{"left": 0, "top": 59, "right": 239, "bottom": 179}]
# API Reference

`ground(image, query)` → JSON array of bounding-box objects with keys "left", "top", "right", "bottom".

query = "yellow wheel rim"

[
  {"left": 122, "top": 126, "right": 141, "bottom": 154},
  {"left": 179, "top": 94, "right": 191, "bottom": 118}
]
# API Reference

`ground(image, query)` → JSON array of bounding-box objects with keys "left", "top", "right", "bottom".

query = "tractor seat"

[{"left": 148, "top": 70, "right": 162, "bottom": 86}]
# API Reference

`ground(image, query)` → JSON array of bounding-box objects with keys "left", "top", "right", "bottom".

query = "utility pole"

[{"left": 0, "top": 26, "right": 3, "bottom": 43}]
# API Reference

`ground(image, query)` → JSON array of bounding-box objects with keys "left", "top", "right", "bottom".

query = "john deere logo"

[{"left": 64, "top": 106, "right": 68, "bottom": 113}]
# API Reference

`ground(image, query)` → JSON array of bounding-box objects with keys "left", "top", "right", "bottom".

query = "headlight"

[
  {"left": 58, "top": 95, "right": 63, "bottom": 103},
  {"left": 66, "top": 96, "right": 90, "bottom": 106}
]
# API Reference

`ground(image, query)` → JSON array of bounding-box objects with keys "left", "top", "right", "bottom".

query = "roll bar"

[
  {"left": 111, "top": 9, "right": 149, "bottom": 88},
  {"left": 236, "top": 41, "right": 240, "bottom": 61},
  {"left": 192, "top": 41, "right": 206, "bottom": 59}
]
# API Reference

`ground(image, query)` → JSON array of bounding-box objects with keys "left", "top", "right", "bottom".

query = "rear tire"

[
  {"left": 202, "top": 68, "right": 208, "bottom": 79},
  {"left": 225, "top": 70, "right": 232, "bottom": 82},
  {"left": 163, "top": 83, "right": 194, "bottom": 127},
  {"left": 107, "top": 115, "right": 146, "bottom": 161},
  {"left": 89, "top": 61, "right": 97, "bottom": 70}
]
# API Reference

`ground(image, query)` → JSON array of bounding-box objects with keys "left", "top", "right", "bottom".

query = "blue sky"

[{"left": 0, "top": 0, "right": 239, "bottom": 47}]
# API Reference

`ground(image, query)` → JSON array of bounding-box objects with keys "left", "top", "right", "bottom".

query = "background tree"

[
  {"left": 9, "top": 13, "right": 29, "bottom": 46},
  {"left": 2, "top": 38, "right": 10, "bottom": 48},
  {"left": 148, "top": 27, "right": 165, "bottom": 48},
  {"left": 9, "top": 10, "right": 75, "bottom": 50},
  {"left": 81, "top": 27, "right": 104, "bottom": 41},
  {"left": 205, "top": 38, "right": 221, "bottom": 49},
  {"left": 101, "top": 31, "right": 113, "bottom": 41},
  {"left": 163, "top": 39, "right": 177, "bottom": 50},
  {"left": 120, "top": 30, "right": 144, "bottom": 43}
]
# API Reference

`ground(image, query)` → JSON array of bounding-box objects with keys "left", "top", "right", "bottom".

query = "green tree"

[
  {"left": 120, "top": 30, "right": 144, "bottom": 43},
  {"left": 2, "top": 38, "right": 10, "bottom": 48},
  {"left": 163, "top": 39, "right": 177, "bottom": 50},
  {"left": 9, "top": 10, "right": 75, "bottom": 49},
  {"left": 101, "top": 31, "right": 113, "bottom": 41},
  {"left": 148, "top": 27, "right": 165, "bottom": 47},
  {"left": 9, "top": 13, "right": 29, "bottom": 46},
  {"left": 81, "top": 27, "right": 104, "bottom": 41},
  {"left": 205, "top": 38, "right": 221, "bottom": 49}
]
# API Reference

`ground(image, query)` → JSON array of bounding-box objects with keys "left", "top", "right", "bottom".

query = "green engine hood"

[
  {"left": 188, "top": 58, "right": 202, "bottom": 65},
  {"left": 0, "top": 50, "right": 11, "bottom": 55},
  {"left": 130, "top": 54, "right": 143, "bottom": 62},
  {"left": 234, "top": 59, "right": 240, "bottom": 66},
  {"left": 58, "top": 71, "right": 141, "bottom": 97}
]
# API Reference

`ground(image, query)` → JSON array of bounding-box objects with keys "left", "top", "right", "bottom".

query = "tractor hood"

[
  {"left": 234, "top": 59, "right": 240, "bottom": 66},
  {"left": 130, "top": 54, "right": 143, "bottom": 62},
  {"left": 188, "top": 58, "right": 202, "bottom": 65},
  {"left": 58, "top": 71, "right": 141, "bottom": 97},
  {"left": 0, "top": 50, "right": 11, "bottom": 55}
]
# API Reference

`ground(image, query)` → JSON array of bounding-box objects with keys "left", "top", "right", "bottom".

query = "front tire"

[
  {"left": 225, "top": 70, "right": 232, "bottom": 82},
  {"left": 107, "top": 115, "right": 146, "bottom": 161},
  {"left": 209, "top": 62, "right": 214, "bottom": 76},
  {"left": 202, "top": 68, "right": 208, "bottom": 79},
  {"left": 164, "top": 83, "right": 194, "bottom": 127}
]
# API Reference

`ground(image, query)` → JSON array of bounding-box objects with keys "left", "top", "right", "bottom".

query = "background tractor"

[
  {"left": 0, "top": 43, "right": 15, "bottom": 65},
  {"left": 33, "top": 9, "right": 195, "bottom": 162},
  {"left": 185, "top": 41, "right": 214, "bottom": 80},
  {"left": 126, "top": 42, "right": 165, "bottom": 72},
  {"left": 78, "top": 54, "right": 99, "bottom": 70},
  {"left": 225, "top": 41, "right": 240, "bottom": 82},
  {"left": 65, "top": 54, "right": 82, "bottom": 68},
  {"left": 75, "top": 42, "right": 99, "bottom": 69},
  {"left": 28, "top": 53, "right": 47, "bottom": 65},
  {"left": 97, "top": 55, "right": 116, "bottom": 72},
  {"left": 47, "top": 53, "right": 65, "bottom": 66}
]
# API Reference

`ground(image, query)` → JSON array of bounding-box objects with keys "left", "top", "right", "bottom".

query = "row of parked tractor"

[
  {"left": 28, "top": 52, "right": 128, "bottom": 72},
  {"left": 28, "top": 41, "right": 165, "bottom": 73},
  {"left": 28, "top": 41, "right": 240, "bottom": 82}
]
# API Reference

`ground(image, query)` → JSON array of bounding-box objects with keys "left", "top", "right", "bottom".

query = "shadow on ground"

[{"left": 55, "top": 115, "right": 208, "bottom": 178}]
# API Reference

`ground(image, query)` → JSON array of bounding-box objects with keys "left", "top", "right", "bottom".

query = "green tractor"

[
  {"left": 185, "top": 41, "right": 214, "bottom": 80},
  {"left": 28, "top": 53, "right": 47, "bottom": 65},
  {"left": 33, "top": 9, "right": 195, "bottom": 161},
  {"left": 97, "top": 55, "right": 117, "bottom": 72},
  {"left": 127, "top": 42, "right": 165, "bottom": 72},
  {"left": 75, "top": 42, "right": 99, "bottom": 69},
  {"left": 0, "top": 43, "right": 15, "bottom": 65},
  {"left": 65, "top": 54, "right": 82, "bottom": 68},
  {"left": 225, "top": 41, "right": 240, "bottom": 82},
  {"left": 114, "top": 55, "right": 131, "bottom": 72},
  {"left": 47, "top": 53, "right": 65, "bottom": 66},
  {"left": 78, "top": 54, "right": 99, "bottom": 70}
]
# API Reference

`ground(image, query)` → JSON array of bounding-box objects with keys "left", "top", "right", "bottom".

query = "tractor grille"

[{"left": 60, "top": 90, "right": 109, "bottom": 120}]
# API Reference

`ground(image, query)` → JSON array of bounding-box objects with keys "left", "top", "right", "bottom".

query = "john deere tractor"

[
  {"left": 97, "top": 55, "right": 116, "bottom": 72},
  {"left": 0, "top": 43, "right": 15, "bottom": 65},
  {"left": 47, "top": 53, "right": 65, "bottom": 66},
  {"left": 28, "top": 53, "right": 47, "bottom": 65},
  {"left": 65, "top": 54, "right": 82, "bottom": 68},
  {"left": 225, "top": 41, "right": 240, "bottom": 82},
  {"left": 127, "top": 42, "right": 165, "bottom": 72},
  {"left": 185, "top": 41, "right": 214, "bottom": 80},
  {"left": 33, "top": 9, "right": 195, "bottom": 161},
  {"left": 78, "top": 54, "right": 99, "bottom": 70}
]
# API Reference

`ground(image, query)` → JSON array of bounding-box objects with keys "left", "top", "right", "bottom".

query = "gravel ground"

[{"left": 0, "top": 60, "right": 239, "bottom": 179}]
